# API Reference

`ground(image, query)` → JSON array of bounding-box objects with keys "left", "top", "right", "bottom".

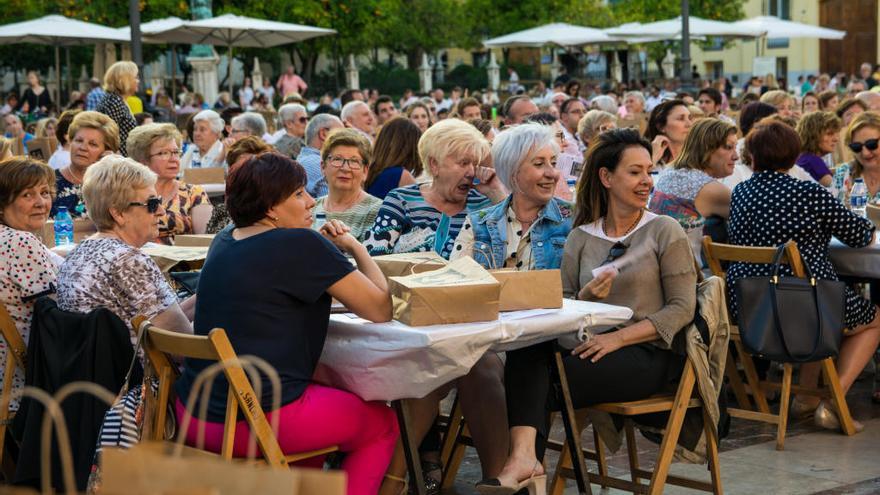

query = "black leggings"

[{"left": 505, "top": 339, "right": 683, "bottom": 457}]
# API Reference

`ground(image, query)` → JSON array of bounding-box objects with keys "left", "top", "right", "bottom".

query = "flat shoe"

[
  {"left": 814, "top": 401, "right": 864, "bottom": 433},
  {"left": 475, "top": 474, "right": 547, "bottom": 495}
]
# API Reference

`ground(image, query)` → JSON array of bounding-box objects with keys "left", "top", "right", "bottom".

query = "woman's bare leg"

[{"left": 457, "top": 352, "right": 509, "bottom": 478}]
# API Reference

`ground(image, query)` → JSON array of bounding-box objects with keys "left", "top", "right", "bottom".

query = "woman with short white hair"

[
  {"left": 452, "top": 122, "right": 571, "bottom": 270},
  {"left": 577, "top": 110, "right": 618, "bottom": 150},
  {"left": 181, "top": 109, "right": 226, "bottom": 169}
]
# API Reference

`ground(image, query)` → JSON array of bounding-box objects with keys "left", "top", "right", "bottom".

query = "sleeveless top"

[{"left": 366, "top": 166, "right": 405, "bottom": 200}]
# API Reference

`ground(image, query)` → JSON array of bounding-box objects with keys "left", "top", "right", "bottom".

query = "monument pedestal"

[{"left": 189, "top": 56, "right": 220, "bottom": 106}]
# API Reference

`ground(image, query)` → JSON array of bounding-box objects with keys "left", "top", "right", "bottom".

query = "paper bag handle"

[
  {"left": 408, "top": 256, "right": 448, "bottom": 275},
  {"left": 471, "top": 243, "right": 499, "bottom": 270}
]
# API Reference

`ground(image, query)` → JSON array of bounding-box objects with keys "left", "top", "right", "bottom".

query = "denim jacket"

[{"left": 468, "top": 195, "right": 573, "bottom": 270}]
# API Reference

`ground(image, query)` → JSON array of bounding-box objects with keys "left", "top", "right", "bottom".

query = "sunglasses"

[
  {"left": 601, "top": 241, "right": 628, "bottom": 266},
  {"left": 128, "top": 197, "right": 162, "bottom": 214},
  {"left": 848, "top": 138, "right": 880, "bottom": 153}
]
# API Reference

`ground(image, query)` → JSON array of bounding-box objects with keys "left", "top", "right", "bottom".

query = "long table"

[{"left": 829, "top": 236, "right": 880, "bottom": 279}]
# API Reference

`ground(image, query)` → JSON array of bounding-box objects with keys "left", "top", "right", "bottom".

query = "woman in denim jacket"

[{"left": 452, "top": 122, "right": 573, "bottom": 270}]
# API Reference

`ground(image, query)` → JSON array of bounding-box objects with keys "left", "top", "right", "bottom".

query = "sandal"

[
  {"left": 384, "top": 474, "right": 407, "bottom": 495},
  {"left": 421, "top": 460, "right": 442, "bottom": 495}
]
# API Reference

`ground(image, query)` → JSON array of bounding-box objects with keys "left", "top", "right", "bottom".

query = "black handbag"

[{"left": 734, "top": 244, "right": 845, "bottom": 363}]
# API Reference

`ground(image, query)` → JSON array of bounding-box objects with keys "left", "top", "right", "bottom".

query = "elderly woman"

[
  {"left": 365, "top": 117, "right": 421, "bottom": 200},
  {"left": 482, "top": 129, "right": 696, "bottom": 491},
  {"left": 452, "top": 122, "right": 571, "bottom": 269},
  {"left": 759, "top": 89, "right": 795, "bottom": 118},
  {"left": 96, "top": 61, "right": 138, "bottom": 157},
  {"left": 181, "top": 109, "right": 226, "bottom": 170},
  {"left": 622, "top": 91, "right": 646, "bottom": 120},
  {"left": 833, "top": 112, "right": 880, "bottom": 204},
  {"left": 645, "top": 99, "right": 691, "bottom": 169},
  {"left": 364, "top": 118, "right": 507, "bottom": 258},
  {"left": 127, "top": 123, "right": 213, "bottom": 244},
  {"left": 312, "top": 129, "right": 382, "bottom": 241},
  {"left": 57, "top": 155, "right": 192, "bottom": 344},
  {"left": 577, "top": 110, "right": 617, "bottom": 151},
  {"left": 405, "top": 102, "right": 432, "bottom": 133},
  {"left": 649, "top": 118, "right": 738, "bottom": 265},
  {"left": 795, "top": 111, "right": 841, "bottom": 187},
  {"left": 728, "top": 121, "right": 880, "bottom": 432},
  {"left": 52, "top": 111, "right": 119, "bottom": 217},
  {"left": 205, "top": 136, "right": 272, "bottom": 234},
  {"left": 176, "top": 153, "right": 397, "bottom": 495},
  {"left": 0, "top": 158, "right": 58, "bottom": 412},
  {"left": 229, "top": 112, "right": 268, "bottom": 143}
]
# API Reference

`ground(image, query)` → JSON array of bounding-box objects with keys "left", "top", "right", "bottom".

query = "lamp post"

[{"left": 680, "top": 0, "right": 691, "bottom": 84}]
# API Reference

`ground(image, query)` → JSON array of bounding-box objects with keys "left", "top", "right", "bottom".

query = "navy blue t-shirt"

[{"left": 175, "top": 227, "right": 354, "bottom": 421}]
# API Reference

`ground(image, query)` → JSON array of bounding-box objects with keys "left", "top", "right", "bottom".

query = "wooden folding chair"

[
  {"left": 136, "top": 316, "right": 337, "bottom": 467},
  {"left": 701, "top": 237, "right": 857, "bottom": 450},
  {"left": 549, "top": 351, "right": 722, "bottom": 495},
  {"left": 0, "top": 302, "right": 26, "bottom": 480},
  {"left": 437, "top": 394, "right": 472, "bottom": 489}
]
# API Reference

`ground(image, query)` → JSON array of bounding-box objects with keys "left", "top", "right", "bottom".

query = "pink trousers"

[{"left": 175, "top": 383, "right": 398, "bottom": 495}]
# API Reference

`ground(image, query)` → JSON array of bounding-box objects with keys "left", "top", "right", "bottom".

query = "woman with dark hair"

[
  {"left": 727, "top": 121, "right": 880, "bottom": 432},
  {"left": 175, "top": 152, "right": 398, "bottom": 495},
  {"left": 479, "top": 129, "right": 696, "bottom": 492},
  {"left": 365, "top": 117, "right": 421, "bottom": 199},
  {"left": 645, "top": 99, "right": 691, "bottom": 169},
  {"left": 721, "top": 102, "right": 779, "bottom": 190}
]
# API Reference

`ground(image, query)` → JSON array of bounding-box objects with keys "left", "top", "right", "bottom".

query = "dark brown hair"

[
  {"left": 225, "top": 153, "right": 306, "bottom": 227},
  {"left": 366, "top": 117, "right": 422, "bottom": 187},
  {"left": 818, "top": 90, "right": 838, "bottom": 110},
  {"left": 746, "top": 120, "right": 801, "bottom": 172},
  {"left": 454, "top": 97, "right": 482, "bottom": 118},
  {"left": 574, "top": 128, "right": 651, "bottom": 227},
  {"left": 739, "top": 102, "right": 778, "bottom": 136},
  {"left": 645, "top": 99, "right": 688, "bottom": 142},
  {"left": 55, "top": 109, "right": 81, "bottom": 145},
  {"left": 0, "top": 157, "right": 56, "bottom": 224},
  {"left": 796, "top": 111, "right": 842, "bottom": 156}
]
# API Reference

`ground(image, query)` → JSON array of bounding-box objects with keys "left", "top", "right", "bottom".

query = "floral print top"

[
  {"left": 157, "top": 182, "right": 210, "bottom": 245},
  {"left": 51, "top": 169, "right": 84, "bottom": 217}
]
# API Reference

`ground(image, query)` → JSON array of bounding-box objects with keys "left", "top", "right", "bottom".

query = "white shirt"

[{"left": 47, "top": 146, "right": 70, "bottom": 170}]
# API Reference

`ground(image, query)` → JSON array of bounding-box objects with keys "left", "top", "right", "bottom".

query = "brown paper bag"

[
  {"left": 373, "top": 251, "right": 447, "bottom": 278},
  {"left": 867, "top": 203, "right": 880, "bottom": 228},
  {"left": 389, "top": 256, "right": 501, "bottom": 326},
  {"left": 174, "top": 234, "right": 216, "bottom": 247},
  {"left": 490, "top": 269, "right": 563, "bottom": 311},
  {"left": 183, "top": 167, "right": 226, "bottom": 185}
]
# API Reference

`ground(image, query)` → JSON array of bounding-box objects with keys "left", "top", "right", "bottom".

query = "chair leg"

[
  {"left": 623, "top": 420, "right": 642, "bottom": 486},
  {"left": 821, "top": 358, "right": 857, "bottom": 436},
  {"left": 592, "top": 427, "right": 608, "bottom": 488},
  {"left": 648, "top": 361, "right": 697, "bottom": 495},
  {"left": 553, "top": 350, "right": 593, "bottom": 495},
  {"left": 439, "top": 393, "right": 462, "bottom": 467},
  {"left": 735, "top": 342, "right": 771, "bottom": 414},
  {"left": 549, "top": 440, "right": 571, "bottom": 495},
  {"left": 440, "top": 424, "right": 468, "bottom": 489},
  {"left": 776, "top": 364, "right": 792, "bottom": 451},
  {"left": 725, "top": 348, "right": 752, "bottom": 409},
  {"left": 702, "top": 409, "right": 723, "bottom": 495}
]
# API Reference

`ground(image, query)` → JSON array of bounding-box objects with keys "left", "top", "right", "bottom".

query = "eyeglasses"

[
  {"left": 848, "top": 138, "right": 880, "bottom": 153},
  {"left": 230, "top": 128, "right": 248, "bottom": 135},
  {"left": 601, "top": 241, "right": 628, "bottom": 266},
  {"left": 327, "top": 155, "right": 365, "bottom": 170},
  {"left": 150, "top": 149, "right": 183, "bottom": 160},
  {"left": 128, "top": 197, "right": 162, "bottom": 214},
  {"left": 297, "top": 117, "right": 308, "bottom": 123}
]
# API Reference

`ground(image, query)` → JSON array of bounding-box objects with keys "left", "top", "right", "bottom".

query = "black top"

[
  {"left": 175, "top": 227, "right": 354, "bottom": 421},
  {"left": 16, "top": 87, "right": 52, "bottom": 114},
  {"left": 96, "top": 92, "right": 136, "bottom": 157}
]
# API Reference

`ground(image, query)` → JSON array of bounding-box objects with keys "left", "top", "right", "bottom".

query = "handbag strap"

[{"left": 768, "top": 280, "right": 824, "bottom": 362}]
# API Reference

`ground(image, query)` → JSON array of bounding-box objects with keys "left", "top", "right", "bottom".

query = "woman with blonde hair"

[
  {"left": 760, "top": 89, "right": 795, "bottom": 118},
  {"left": 0, "top": 137, "right": 12, "bottom": 161},
  {"left": 832, "top": 111, "right": 880, "bottom": 204},
  {"left": 127, "top": 123, "right": 212, "bottom": 244},
  {"left": 52, "top": 111, "right": 119, "bottom": 217},
  {"left": 577, "top": 110, "right": 617, "bottom": 151},
  {"left": 649, "top": 118, "right": 738, "bottom": 264},
  {"left": 795, "top": 111, "right": 841, "bottom": 186},
  {"left": 34, "top": 117, "right": 57, "bottom": 139},
  {"left": 96, "top": 61, "right": 139, "bottom": 156}
]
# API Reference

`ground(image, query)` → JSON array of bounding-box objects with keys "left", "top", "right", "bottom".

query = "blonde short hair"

[
  {"left": 577, "top": 110, "right": 617, "bottom": 143},
  {"left": 82, "top": 155, "right": 157, "bottom": 230},
  {"left": 103, "top": 61, "right": 138, "bottom": 95},
  {"left": 67, "top": 111, "right": 120, "bottom": 153},
  {"left": 418, "top": 119, "right": 490, "bottom": 177},
  {"left": 760, "top": 89, "right": 792, "bottom": 109},
  {"left": 321, "top": 128, "right": 372, "bottom": 165},
  {"left": 126, "top": 123, "right": 182, "bottom": 164}
]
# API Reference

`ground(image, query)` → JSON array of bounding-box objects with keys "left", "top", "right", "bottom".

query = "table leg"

[{"left": 393, "top": 399, "right": 426, "bottom": 495}]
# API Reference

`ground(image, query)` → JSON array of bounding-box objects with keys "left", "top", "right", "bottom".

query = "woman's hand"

[
  {"left": 651, "top": 135, "right": 671, "bottom": 164},
  {"left": 571, "top": 331, "right": 625, "bottom": 362},
  {"left": 577, "top": 270, "right": 615, "bottom": 300},
  {"left": 474, "top": 166, "right": 508, "bottom": 203},
  {"left": 320, "top": 219, "right": 359, "bottom": 253}
]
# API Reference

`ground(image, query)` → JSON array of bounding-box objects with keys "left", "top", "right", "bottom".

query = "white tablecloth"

[
  {"left": 829, "top": 236, "right": 880, "bottom": 279},
  {"left": 315, "top": 299, "right": 633, "bottom": 401},
  {"left": 200, "top": 183, "right": 225, "bottom": 196}
]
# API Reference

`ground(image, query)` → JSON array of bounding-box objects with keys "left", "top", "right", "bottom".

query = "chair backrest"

[
  {"left": 135, "top": 316, "right": 287, "bottom": 468},
  {"left": 701, "top": 236, "right": 806, "bottom": 279},
  {"left": 0, "top": 301, "right": 27, "bottom": 406}
]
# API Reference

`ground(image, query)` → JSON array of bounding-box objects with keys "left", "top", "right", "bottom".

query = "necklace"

[
  {"left": 511, "top": 199, "right": 539, "bottom": 224},
  {"left": 66, "top": 166, "right": 84, "bottom": 184},
  {"left": 602, "top": 209, "right": 644, "bottom": 238}
]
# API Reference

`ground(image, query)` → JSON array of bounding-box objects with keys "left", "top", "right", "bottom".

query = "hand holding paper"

[{"left": 579, "top": 268, "right": 616, "bottom": 301}]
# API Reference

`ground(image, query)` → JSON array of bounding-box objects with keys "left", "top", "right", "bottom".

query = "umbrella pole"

[
  {"left": 171, "top": 45, "right": 177, "bottom": 103},
  {"left": 228, "top": 44, "right": 233, "bottom": 98},
  {"left": 65, "top": 47, "right": 72, "bottom": 100},
  {"left": 55, "top": 44, "right": 61, "bottom": 111}
]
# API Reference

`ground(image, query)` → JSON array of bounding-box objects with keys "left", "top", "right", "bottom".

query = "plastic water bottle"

[
  {"left": 54, "top": 206, "right": 74, "bottom": 246},
  {"left": 851, "top": 178, "right": 868, "bottom": 217},
  {"left": 567, "top": 178, "right": 577, "bottom": 199}
]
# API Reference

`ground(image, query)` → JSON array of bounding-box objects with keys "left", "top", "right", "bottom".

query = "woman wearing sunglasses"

[
  {"left": 127, "top": 123, "right": 213, "bottom": 245},
  {"left": 312, "top": 129, "right": 382, "bottom": 241},
  {"left": 57, "top": 155, "right": 193, "bottom": 346},
  {"left": 832, "top": 112, "right": 880, "bottom": 204},
  {"left": 481, "top": 129, "right": 697, "bottom": 492}
]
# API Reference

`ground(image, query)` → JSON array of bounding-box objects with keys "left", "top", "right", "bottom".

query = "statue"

[{"left": 188, "top": 0, "right": 214, "bottom": 58}]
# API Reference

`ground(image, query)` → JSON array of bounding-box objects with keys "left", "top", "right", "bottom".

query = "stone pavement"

[{"left": 443, "top": 373, "right": 880, "bottom": 495}]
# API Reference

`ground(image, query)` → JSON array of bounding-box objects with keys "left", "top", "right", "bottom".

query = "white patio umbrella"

[
  {"left": 0, "top": 14, "right": 129, "bottom": 106},
  {"left": 117, "top": 17, "right": 187, "bottom": 99},
  {"left": 483, "top": 23, "right": 612, "bottom": 48},
  {"left": 604, "top": 23, "right": 707, "bottom": 43},
  {"left": 144, "top": 13, "right": 336, "bottom": 93},
  {"left": 732, "top": 16, "right": 845, "bottom": 40},
  {"left": 606, "top": 16, "right": 760, "bottom": 39}
]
